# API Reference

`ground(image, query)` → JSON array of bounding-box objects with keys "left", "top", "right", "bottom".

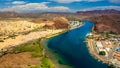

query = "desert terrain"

[
  {"left": 0, "top": 9, "right": 120, "bottom": 68},
  {"left": 0, "top": 17, "right": 69, "bottom": 68}
]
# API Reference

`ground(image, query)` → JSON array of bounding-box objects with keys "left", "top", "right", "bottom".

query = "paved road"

[
  {"left": 108, "top": 42, "right": 120, "bottom": 59},
  {"left": 92, "top": 41, "right": 98, "bottom": 54}
]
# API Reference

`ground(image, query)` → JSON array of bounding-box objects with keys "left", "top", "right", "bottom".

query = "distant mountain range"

[
  {"left": 77, "top": 9, "right": 120, "bottom": 14},
  {"left": 0, "top": 9, "right": 119, "bottom": 18}
]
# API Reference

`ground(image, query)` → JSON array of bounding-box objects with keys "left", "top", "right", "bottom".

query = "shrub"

[
  {"left": 99, "top": 51, "right": 106, "bottom": 56},
  {"left": 0, "top": 39, "right": 4, "bottom": 42},
  {"left": 109, "top": 31, "right": 117, "bottom": 35},
  {"left": 109, "top": 64, "right": 116, "bottom": 68},
  {"left": 40, "top": 58, "right": 54, "bottom": 68}
]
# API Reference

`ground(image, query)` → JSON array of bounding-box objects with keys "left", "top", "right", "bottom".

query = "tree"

[
  {"left": 109, "top": 31, "right": 117, "bottom": 35},
  {"left": 0, "top": 39, "right": 4, "bottom": 42},
  {"left": 109, "top": 64, "right": 116, "bottom": 68},
  {"left": 99, "top": 51, "right": 106, "bottom": 56}
]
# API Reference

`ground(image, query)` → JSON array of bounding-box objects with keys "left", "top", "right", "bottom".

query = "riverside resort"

[{"left": 0, "top": 0, "right": 120, "bottom": 68}]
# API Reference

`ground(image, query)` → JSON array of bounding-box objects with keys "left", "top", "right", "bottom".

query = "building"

[
  {"left": 96, "top": 41, "right": 108, "bottom": 56},
  {"left": 69, "top": 21, "right": 82, "bottom": 29}
]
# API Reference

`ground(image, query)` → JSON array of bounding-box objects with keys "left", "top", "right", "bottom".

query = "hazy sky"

[{"left": 0, "top": 0, "right": 120, "bottom": 12}]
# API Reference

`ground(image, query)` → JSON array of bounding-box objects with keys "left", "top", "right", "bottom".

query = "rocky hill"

[
  {"left": 30, "top": 17, "right": 69, "bottom": 29},
  {"left": 76, "top": 9, "right": 120, "bottom": 34},
  {"left": 53, "top": 17, "right": 69, "bottom": 29},
  {"left": 86, "top": 14, "right": 120, "bottom": 34}
]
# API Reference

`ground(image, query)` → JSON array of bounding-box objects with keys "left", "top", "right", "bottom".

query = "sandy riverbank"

[{"left": 0, "top": 29, "right": 64, "bottom": 50}]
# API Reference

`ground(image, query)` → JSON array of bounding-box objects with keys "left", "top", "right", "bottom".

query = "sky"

[{"left": 0, "top": 0, "right": 120, "bottom": 12}]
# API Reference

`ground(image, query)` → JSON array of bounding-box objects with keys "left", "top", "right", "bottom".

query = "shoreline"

[
  {"left": 44, "top": 43, "right": 73, "bottom": 68},
  {"left": 86, "top": 39, "right": 110, "bottom": 64},
  {"left": 46, "top": 20, "right": 110, "bottom": 68}
]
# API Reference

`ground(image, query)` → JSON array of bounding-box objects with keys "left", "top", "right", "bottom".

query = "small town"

[
  {"left": 87, "top": 30, "right": 120, "bottom": 68},
  {"left": 69, "top": 21, "right": 83, "bottom": 29},
  {"left": 69, "top": 20, "right": 120, "bottom": 68}
]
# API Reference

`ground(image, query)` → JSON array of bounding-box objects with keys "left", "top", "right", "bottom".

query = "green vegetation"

[
  {"left": 22, "top": 31, "right": 30, "bottom": 35},
  {"left": 99, "top": 51, "right": 106, "bottom": 56},
  {"left": 8, "top": 34, "right": 17, "bottom": 39},
  {"left": 87, "top": 36, "right": 94, "bottom": 39},
  {"left": 109, "top": 64, "right": 116, "bottom": 68},
  {"left": 40, "top": 57, "right": 54, "bottom": 68},
  {"left": 30, "top": 57, "right": 54, "bottom": 68},
  {"left": 13, "top": 38, "right": 54, "bottom": 68},
  {"left": 108, "top": 31, "right": 117, "bottom": 35},
  {"left": 68, "top": 18, "right": 81, "bottom": 22},
  {"left": 13, "top": 38, "right": 43, "bottom": 57},
  {"left": 0, "top": 39, "right": 4, "bottom": 42}
]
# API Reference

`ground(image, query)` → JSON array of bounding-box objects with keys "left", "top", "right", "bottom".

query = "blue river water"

[{"left": 47, "top": 20, "right": 109, "bottom": 68}]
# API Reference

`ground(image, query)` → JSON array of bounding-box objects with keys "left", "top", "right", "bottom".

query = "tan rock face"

[
  {"left": 53, "top": 17, "right": 69, "bottom": 29},
  {"left": 53, "top": 17, "right": 68, "bottom": 23}
]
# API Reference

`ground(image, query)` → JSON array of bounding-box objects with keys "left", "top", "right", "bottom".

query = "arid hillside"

[
  {"left": 0, "top": 10, "right": 120, "bottom": 34},
  {"left": 87, "top": 14, "right": 120, "bottom": 34},
  {"left": 53, "top": 17, "right": 69, "bottom": 29},
  {"left": 31, "top": 17, "right": 69, "bottom": 29},
  {"left": 0, "top": 19, "right": 42, "bottom": 36},
  {"left": 0, "top": 17, "right": 69, "bottom": 37}
]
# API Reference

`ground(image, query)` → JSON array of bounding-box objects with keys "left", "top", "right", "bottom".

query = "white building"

[
  {"left": 69, "top": 21, "right": 81, "bottom": 29},
  {"left": 96, "top": 41, "right": 108, "bottom": 56},
  {"left": 96, "top": 41, "right": 103, "bottom": 48}
]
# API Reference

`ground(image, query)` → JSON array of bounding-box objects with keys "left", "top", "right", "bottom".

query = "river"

[{"left": 47, "top": 20, "right": 109, "bottom": 68}]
